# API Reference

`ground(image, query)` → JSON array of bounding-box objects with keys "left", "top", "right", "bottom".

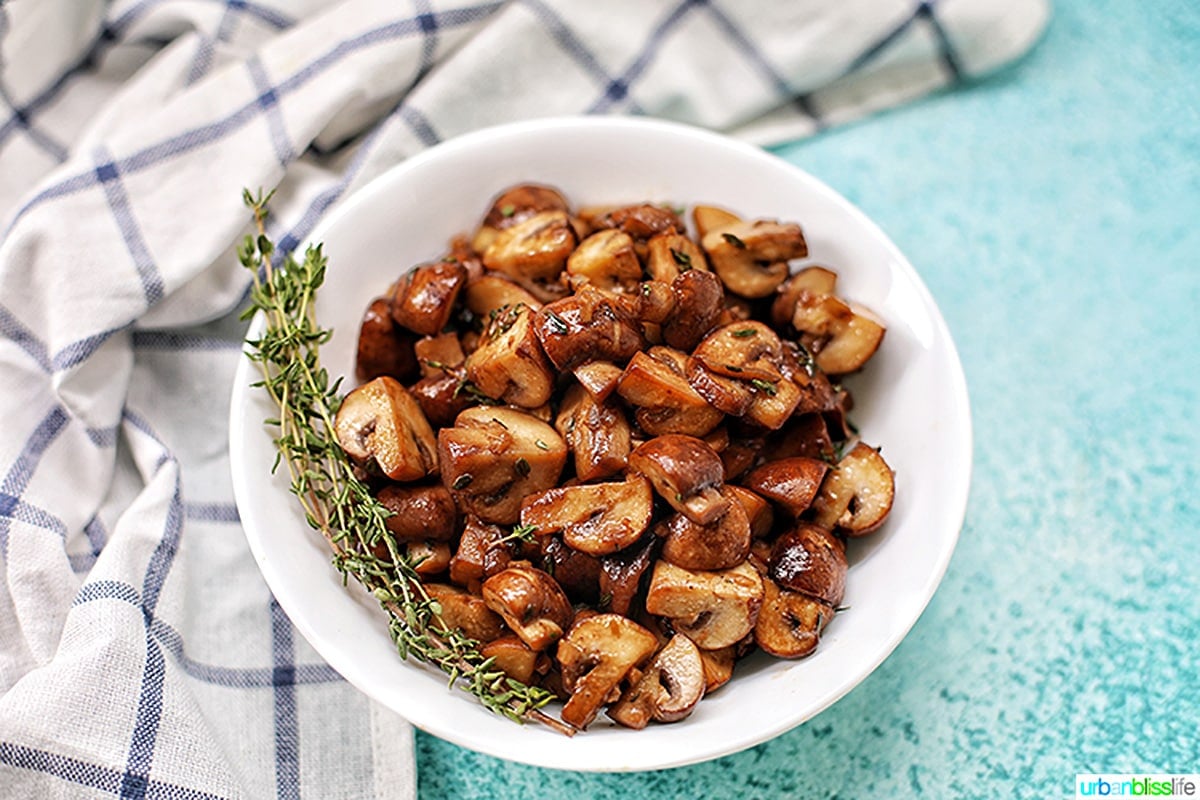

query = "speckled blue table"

[{"left": 416, "top": 1, "right": 1200, "bottom": 797}]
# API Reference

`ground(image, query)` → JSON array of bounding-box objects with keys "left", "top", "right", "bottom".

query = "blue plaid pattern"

[{"left": 0, "top": 0, "right": 1048, "bottom": 796}]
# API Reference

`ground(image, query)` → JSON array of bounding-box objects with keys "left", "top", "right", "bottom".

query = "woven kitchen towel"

[{"left": 0, "top": 1, "right": 1047, "bottom": 797}]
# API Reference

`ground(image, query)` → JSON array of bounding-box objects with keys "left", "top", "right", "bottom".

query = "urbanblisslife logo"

[{"left": 1076, "top": 775, "right": 1200, "bottom": 798}]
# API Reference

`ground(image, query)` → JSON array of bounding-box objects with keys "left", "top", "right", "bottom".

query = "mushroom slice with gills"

[
  {"left": 408, "top": 372, "right": 473, "bottom": 429},
  {"left": 555, "top": 613, "right": 659, "bottom": 729},
  {"left": 768, "top": 523, "right": 847, "bottom": 608},
  {"left": 448, "top": 515, "right": 514, "bottom": 587},
  {"left": 686, "top": 357, "right": 754, "bottom": 416},
  {"left": 566, "top": 229, "right": 643, "bottom": 294},
  {"left": 376, "top": 483, "right": 457, "bottom": 541},
  {"left": 424, "top": 583, "right": 508, "bottom": 644},
  {"left": 810, "top": 442, "right": 895, "bottom": 536},
  {"left": 472, "top": 183, "right": 571, "bottom": 252},
  {"left": 598, "top": 535, "right": 657, "bottom": 616},
  {"left": 791, "top": 290, "right": 886, "bottom": 375},
  {"left": 691, "top": 204, "right": 742, "bottom": 239},
  {"left": 390, "top": 261, "right": 468, "bottom": 336},
  {"left": 519, "top": 475, "right": 653, "bottom": 557},
  {"left": 555, "top": 383, "right": 632, "bottom": 481},
  {"left": 482, "top": 210, "right": 577, "bottom": 298},
  {"left": 356, "top": 297, "right": 419, "bottom": 383},
  {"left": 645, "top": 231, "right": 708, "bottom": 283},
  {"left": 644, "top": 560, "right": 764, "bottom": 650},
  {"left": 701, "top": 219, "right": 808, "bottom": 299},
  {"left": 608, "top": 633, "right": 706, "bottom": 729},
  {"left": 771, "top": 266, "right": 839, "bottom": 329},
  {"left": 724, "top": 484, "right": 774, "bottom": 539},
  {"left": 463, "top": 273, "right": 543, "bottom": 324},
  {"left": 482, "top": 565, "right": 574, "bottom": 652},
  {"left": 463, "top": 302, "right": 554, "bottom": 408},
  {"left": 532, "top": 287, "right": 646, "bottom": 372},
  {"left": 693, "top": 321, "right": 785, "bottom": 382},
  {"left": 616, "top": 348, "right": 724, "bottom": 438},
  {"left": 413, "top": 332, "right": 465, "bottom": 379},
  {"left": 754, "top": 577, "right": 835, "bottom": 659},
  {"left": 662, "top": 269, "right": 724, "bottom": 352},
  {"left": 406, "top": 540, "right": 452, "bottom": 576},
  {"left": 742, "top": 457, "right": 830, "bottom": 517},
  {"left": 480, "top": 635, "right": 541, "bottom": 685},
  {"left": 697, "top": 645, "right": 736, "bottom": 693},
  {"left": 571, "top": 360, "right": 624, "bottom": 403},
  {"left": 438, "top": 406, "right": 567, "bottom": 524},
  {"left": 334, "top": 377, "right": 438, "bottom": 482},
  {"left": 659, "top": 486, "right": 751, "bottom": 571},
  {"left": 629, "top": 434, "right": 729, "bottom": 525}
]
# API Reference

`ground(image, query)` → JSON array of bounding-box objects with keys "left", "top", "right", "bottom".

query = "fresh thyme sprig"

[{"left": 237, "top": 189, "right": 570, "bottom": 735}]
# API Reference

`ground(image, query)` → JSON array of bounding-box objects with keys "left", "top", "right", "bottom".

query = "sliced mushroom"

[
  {"left": 697, "top": 645, "right": 736, "bottom": 693},
  {"left": 376, "top": 483, "right": 457, "bottom": 541},
  {"left": 662, "top": 269, "right": 725, "bottom": 352},
  {"left": 607, "top": 634, "right": 705, "bottom": 728},
  {"left": 424, "top": 583, "right": 508, "bottom": 643},
  {"left": 659, "top": 486, "right": 751, "bottom": 571},
  {"left": 629, "top": 434, "right": 729, "bottom": 525},
  {"left": 754, "top": 577, "right": 834, "bottom": 659},
  {"left": 556, "top": 613, "right": 659, "bottom": 729},
  {"left": 701, "top": 220, "right": 807, "bottom": 299},
  {"left": 566, "top": 229, "right": 643, "bottom": 293},
  {"left": 334, "top": 377, "right": 438, "bottom": 482},
  {"left": 407, "top": 540, "right": 452, "bottom": 576},
  {"left": 532, "top": 287, "right": 645, "bottom": 371},
  {"left": 413, "top": 332, "right": 465, "bottom": 379},
  {"left": 693, "top": 321, "right": 785, "bottom": 382},
  {"left": 686, "top": 357, "right": 755, "bottom": 416},
  {"left": 743, "top": 372, "right": 803, "bottom": 430},
  {"left": 691, "top": 205, "right": 742, "bottom": 239},
  {"left": 742, "top": 457, "right": 830, "bottom": 517},
  {"left": 592, "top": 204, "right": 682, "bottom": 256},
  {"left": 645, "top": 232, "right": 708, "bottom": 283},
  {"left": 438, "top": 406, "right": 567, "bottom": 524},
  {"left": 464, "top": 273, "right": 543, "bottom": 321},
  {"left": 571, "top": 360, "right": 624, "bottom": 402},
  {"left": 644, "top": 560, "right": 764, "bottom": 650},
  {"left": 810, "top": 442, "right": 895, "bottom": 535},
  {"left": 519, "top": 475, "right": 653, "bottom": 556},
  {"left": 791, "top": 291, "right": 886, "bottom": 375},
  {"left": 464, "top": 302, "right": 555, "bottom": 408},
  {"left": 555, "top": 383, "right": 632, "bottom": 481},
  {"left": 356, "top": 297, "right": 419, "bottom": 383},
  {"left": 482, "top": 210, "right": 577, "bottom": 299},
  {"left": 598, "top": 535, "right": 657, "bottom": 616},
  {"left": 724, "top": 484, "right": 774, "bottom": 539},
  {"left": 480, "top": 635, "right": 542, "bottom": 684},
  {"left": 626, "top": 280, "right": 677, "bottom": 326},
  {"left": 474, "top": 183, "right": 571, "bottom": 252},
  {"left": 616, "top": 349, "right": 724, "bottom": 438},
  {"left": 482, "top": 565, "right": 574, "bottom": 652},
  {"left": 771, "top": 266, "right": 839, "bottom": 329},
  {"left": 390, "top": 261, "right": 467, "bottom": 336},
  {"left": 768, "top": 523, "right": 847, "bottom": 608},
  {"left": 448, "top": 515, "right": 514, "bottom": 587}
]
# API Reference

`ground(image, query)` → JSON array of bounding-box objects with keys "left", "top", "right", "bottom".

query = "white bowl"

[{"left": 229, "top": 116, "right": 971, "bottom": 772}]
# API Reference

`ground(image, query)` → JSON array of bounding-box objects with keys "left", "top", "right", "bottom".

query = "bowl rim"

[{"left": 229, "top": 114, "right": 973, "bottom": 771}]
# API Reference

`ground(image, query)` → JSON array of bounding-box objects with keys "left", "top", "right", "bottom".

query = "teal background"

[{"left": 415, "top": 1, "right": 1200, "bottom": 797}]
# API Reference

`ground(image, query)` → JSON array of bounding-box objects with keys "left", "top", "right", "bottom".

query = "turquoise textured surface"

[{"left": 416, "top": 1, "right": 1200, "bottom": 797}]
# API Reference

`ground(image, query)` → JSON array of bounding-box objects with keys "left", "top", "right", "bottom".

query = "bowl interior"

[{"left": 229, "top": 117, "right": 971, "bottom": 771}]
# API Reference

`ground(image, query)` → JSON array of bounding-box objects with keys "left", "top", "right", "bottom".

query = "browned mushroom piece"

[
  {"left": 408, "top": 372, "right": 473, "bottom": 429},
  {"left": 810, "top": 442, "right": 895, "bottom": 536},
  {"left": 413, "top": 332, "right": 466, "bottom": 379},
  {"left": 519, "top": 474, "right": 653, "bottom": 557},
  {"left": 629, "top": 434, "right": 729, "bottom": 525},
  {"left": 390, "top": 261, "right": 468, "bottom": 336},
  {"left": 768, "top": 523, "right": 847, "bottom": 608},
  {"left": 701, "top": 219, "right": 808, "bottom": 299},
  {"left": 592, "top": 204, "right": 682, "bottom": 251},
  {"left": 719, "top": 437, "right": 764, "bottom": 483},
  {"left": 644, "top": 560, "right": 764, "bottom": 650},
  {"left": 598, "top": 535, "right": 657, "bottom": 617},
  {"left": 659, "top": 269, "right": 723, "bottom": 353},
  {"left": 480, "top": 635, "right": 542, "bottom": 684},
  {"left": 724, "top": 484, "right": 774, "bottom": 539},
  {"left": 571, "top": 361, "right": 624, "bottom": 402},
  {"left": 658, "top": 486, "right": 751, "bottom": 571},
  {"left": 476, "top": 183, "right": 571, "bottom": 243},
  {"left": 616, "top": 349, "right": 724, "bottom": 438},
  {"left": 762, "top": 414, "right": 836, "bottom": 463},
  {"left": 334, "top": 377, "right": 438, "bottom": 482},
  {"left": 376, "top": 483, "right": 457, "bottom": 541},
  {"left": 406, "top": 540, "right": 452, "bottom": 576},
  {"left": 743, "top": 374, "right": 803, "bottom": 431},
  {"left": 754, "top": 577, "right": 835, "bottom": 659},
  {"left": 771, "top": 266, "right": 839, "bottom": 329},
  {"left": 448, "top": 515, "right": 514, "bottom": 587},
  {"left": 742, "top": 457, "right": 830, "bottom": 517},
  {"left": 791, "top": 291, "right": 886, "bottom": 375},
  {"left": 697, "top": 645, "right": 736, "bottom": 693},
  {"left": 424, "top": 583, "right": 508, "bottom": 644},
  {"left": 533, "top": 287, "right": 646, "bottom": 371},
  {"left": 624, "top": 280, "right": 677, "bottom": 328},
  {"left": 555, "top": 383, "right": 632, "bottom": 482},
  {"left": 566, "top": 229, "right": 643, "bottom": 294},
  {"left": 463, "top": 274, "right": 544, "bottom": 321},
  {"left": 691, "top": 205, "right": 742, "bottom": 239},
  {"left": 556, "top": 613, "right": 659, "bottom": 729},
  {"left": 463, "top": 302, "right": 555, "bottom": 408},
  {"left": 356, "top": 297, "right": 419, "bottom": 383},
  {"left": 482, "top": 210, "right": 578, "bottom": 300},
  {"left": 645, "top": 232, "right": 709, "bottom": 284},
  {"left": 482, "top": 565, "right": 574, "bottom": 652},
  {"left": 685, "top": 357, "right": 755, "bottom": 416},
  {"left": 438, "top": 406, "right": 567, "bottom": 524},
  {"left": 607, "top": 633, "right": 706, "bottom": 728},
  {"left": 538, "top": 534, "right": 602, "bottom": 604},
  {"left": 693, "top": 321, "right": 786, "bottom": 382}
]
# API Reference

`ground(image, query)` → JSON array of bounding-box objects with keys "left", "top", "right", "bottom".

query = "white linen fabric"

[{"left": 0, "top": 1, "right": 1047, "bottom": 797}]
